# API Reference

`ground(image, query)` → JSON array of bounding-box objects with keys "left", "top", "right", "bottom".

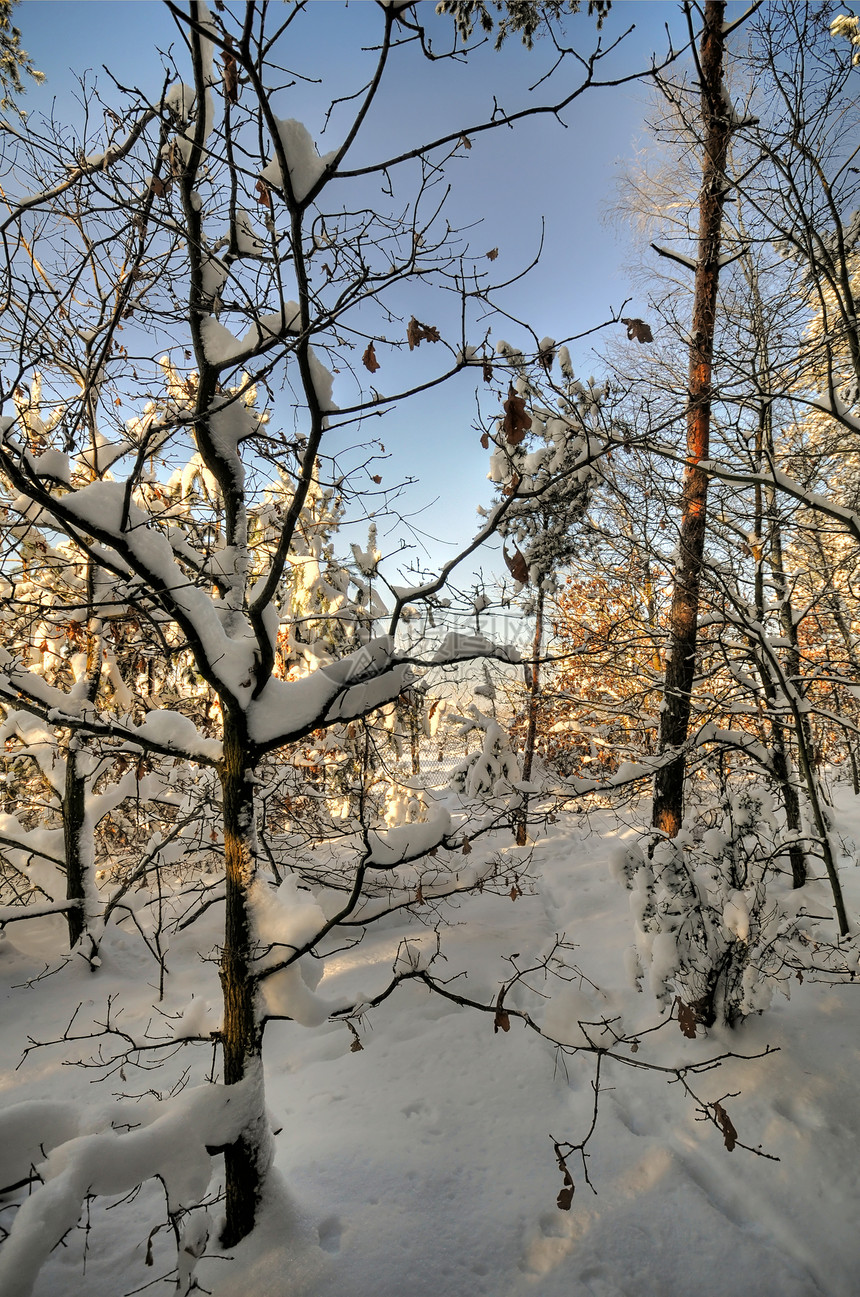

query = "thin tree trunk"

[
  {"left": 409, "top": 693, "right": 421, "bottom": 777},
  {"left": 752, "top": 662, "right": 807, "bottom": 887},
  {"left": 810, "top": 529, "right": 860, "bottom": 784},
  {"left": 62, "top": 740, "right": 88, "bottom": 949},
  {"left": 516, "top": 587, "right": 544, "bottom": 846},
  {"left": 63, "top": 604, "right": 103, "bottom": 952},
  {"left": 751, "top": 401, "right": 806, "bottom": 887},
  {"left": 653, "top": 0, "right": 730, "bottom": 836},
  {"left": 749, "top": 551, "right": 848, "bottom": 924},
  {"left": 219, "top": 719, "right": 271, "bottom": 1246}
]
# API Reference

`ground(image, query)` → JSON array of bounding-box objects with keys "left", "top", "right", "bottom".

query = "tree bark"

[
  {"left": 218, "top": 718, "right": 271, "bottom": 1246},
  {"left": 516, "top": 587, "right": 544, "bottom": 846},
  {"left": 752, "top": 400, "right": 806, "bottom": 887},
  {"left": 653, "top": 0, "right": 730, "bottom": 836},
  {"left": 62, "top": 740, "right": 88, "bottom": 949},
  {"left": 62, "top": 607, "right": 103, "bottom": 951}
]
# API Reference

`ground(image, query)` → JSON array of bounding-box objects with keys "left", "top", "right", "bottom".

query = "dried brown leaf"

[
  {"left": 255, "top": 177, "right": 272, "bottom": 209},
  {"left": 621, "top": 317, "right": 653, "bottom": 344},
  {"left": 407, "top": 316, "right": 441, "bottom": 350},
  {"left": 713, "top": 1102, "right": 738, "bottom": 1152},
  {"left": 483, "top": 358, "right": 493, "bottom": 383},
  {"left": 676, "top": 997, "right": 698, "bottom": 1039},
  {"left": 167, "top": 141, "right": 183, "bottom": 177},
  {"left": 349, "top": 1038, "right": 364, "bottom": 1053},
  {"left": 503, "top": 546, "right": 529, "bottom": 586},
  {"left": 487, "top": 247, "right": 499, "bottom": 261},
  {"left": 461, "top": 837, "right": 472, "bottom": 855},
  {"left": 362, "top": 341, "right": 381, "bottom": 373},
  {"left": 460, "top": 134, "right": 472, "bottom": 149},
  {"left": 502, "top": 385, "right": 531, "bottom": 444},
  {"left": 222, "top": 36, "right": 239, "bottom": 103},
  {"left": 509, "top": 883, "right": 522, "bottom": 901},
  {"left": 494, "top": 1009, "right": 511, "bottom": 1033},
  {"left": 480, "top": 430, "right": 490, "bottom": 450},
  {"left": 371, "top": 474, "right": 382, "bottom": 485}
]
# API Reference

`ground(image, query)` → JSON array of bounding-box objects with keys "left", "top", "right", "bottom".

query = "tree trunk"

[
  {"left": 752, "top": 401, "right": 806, "bottom": 887},
  {"left": 219, "top": 719, "right": 271, "bottom": 1246},
  {"left": 62, "top": 608, "right": 103, "bottom": 952},
  {"left": 516, "top": 587, "right": 544, "bottom": 846},
  {"left": 62, "top": 739, "right": 88, "bottom": 949},
  {"left": 653, "top": 0, "right": 730, "bottom": 837}
]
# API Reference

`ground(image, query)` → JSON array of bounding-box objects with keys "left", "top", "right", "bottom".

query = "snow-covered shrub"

[
  {"left": 382, "top": 781, "right": 429, "bottom": 828},
  {"left": 449, "top": 705, "right": 520, "bottom": 800},
  {"left": 615, "top": 789, "right": 803, "bottom": 1027}
]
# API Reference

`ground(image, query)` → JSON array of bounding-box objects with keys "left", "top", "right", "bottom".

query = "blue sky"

[{"left": 15, "top": 1, "right": 743, "bottom": 592}]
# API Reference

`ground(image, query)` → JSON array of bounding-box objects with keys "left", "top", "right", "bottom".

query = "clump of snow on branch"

[
  {"left": 260, "top": 118, "right": 337, "bottom": 202},
  {"left": 832, "top": 13, "right": 860, "bottom": 65}
]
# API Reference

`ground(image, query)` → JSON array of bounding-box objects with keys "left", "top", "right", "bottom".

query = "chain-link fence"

[{"left": 388, "top": 728, "right": 485, "bottom": 789}]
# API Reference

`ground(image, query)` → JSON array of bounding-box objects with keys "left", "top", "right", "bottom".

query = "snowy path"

[{"left": 2, "top": 799, "right": 860, "bottom": 1295}]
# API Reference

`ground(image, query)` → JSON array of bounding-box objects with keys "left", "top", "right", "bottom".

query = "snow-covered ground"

[{"left": 2, "top": 789, "right": 860, "bottom": 1297}]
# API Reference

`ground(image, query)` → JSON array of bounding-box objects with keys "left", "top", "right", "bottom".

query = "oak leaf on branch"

[
  {"left": 556, "top": 1167, "right": 575, "bottom": 1211},
  {"left": 621, "top": 317, "right": 653, "bottom": 344},
  {"left": 502, "top": 385, "right": 531, "bottom": 444},
  {"left": 362, "top": 341, "right": 381, "bottom": 373},
  {"left": 713, "top": 1102, "right": 738, "bottom": 1152},
  {"left": 503, "top": 546, "right": 529, "bottom": 585},
  {"left": 676, "top": 998, "right": 698, "bottom": 1039},
  {"left": 222, "top": 35, "right": 239, "bottom": 103},
  {"left": 407, "top": 316, "right": 441, "bottom": 350}
]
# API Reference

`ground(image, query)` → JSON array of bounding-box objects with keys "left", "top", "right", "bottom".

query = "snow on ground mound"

[{"left": 2, "top": 795, "right": 860, "bottom": 1297}]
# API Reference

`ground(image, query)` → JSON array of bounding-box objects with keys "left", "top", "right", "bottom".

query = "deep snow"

[{"left": 2, "top": 789, "right": 860, "bottom": 1297}]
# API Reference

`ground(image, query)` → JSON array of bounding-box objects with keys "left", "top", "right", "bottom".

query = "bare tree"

[
  {"left": 0, "top": 0, "right": 683, "bottom": 1271},
  {"left": 652, "top": 0, "right": 735, "bottom": 837}
]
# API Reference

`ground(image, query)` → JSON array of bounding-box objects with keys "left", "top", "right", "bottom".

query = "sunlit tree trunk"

[{"left": 653, "top": 0, "right": 730, "bottom": 836}]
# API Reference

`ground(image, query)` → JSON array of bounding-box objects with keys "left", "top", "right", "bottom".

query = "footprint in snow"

[{"left": 317, "top": 1215, "right": 342, "bottom": 1254}]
